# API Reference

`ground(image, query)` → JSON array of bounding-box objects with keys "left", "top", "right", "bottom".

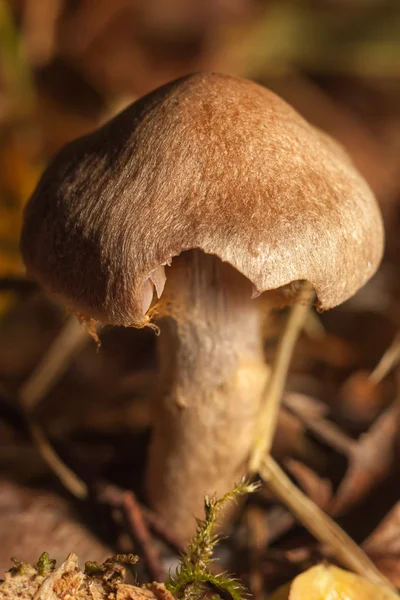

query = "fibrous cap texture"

[{"left": 21, "top": 73, "right": 384, "bottom": 326}]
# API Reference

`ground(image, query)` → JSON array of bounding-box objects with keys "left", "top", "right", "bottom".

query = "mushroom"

[{"left": 20, "top": 73, "right": 384, "bottom": 540}]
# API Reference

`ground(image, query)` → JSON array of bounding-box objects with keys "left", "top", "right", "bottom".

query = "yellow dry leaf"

[{"left": 270, "top": 564, "right": 399, "bottom": 600}]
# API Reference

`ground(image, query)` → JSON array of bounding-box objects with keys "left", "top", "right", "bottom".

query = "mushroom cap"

[{"left": 21, "top": 73, "right": 384, "bottom": 326}]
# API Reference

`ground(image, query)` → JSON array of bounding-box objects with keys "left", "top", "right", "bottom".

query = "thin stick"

[
  {"left": 29, "top": 418, "right": 88, "bottom": 499},
  {"left": 97, "top": 483, "right": 167, "bottom": 581},
  {"left": 260, "top": 456, "right": 396, "bottom": 592},
  {"left": 249, "top": 282, "right": 314, "bottom": 472},
  {"left": 303, "top": 309, "right": 326, "bottom": 340},
  {"left": 284, "top": 393, "right": 357, "bottom": 457},
  {"left": 369, "top": 331, "right": 400, "bottom": 385},
  {"left": 18, "top": 315, "right": 93, "bottom": 499},
  {"left": 20, "top": 315, "right": 91, "bottom": 411},
  {"left": 121, "top": 491, "right": 165, "bottom": 582}
]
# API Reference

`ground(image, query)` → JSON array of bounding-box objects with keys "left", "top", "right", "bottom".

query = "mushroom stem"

[{"left": 146, "top": 250, "right": 269, "bottom": 540}]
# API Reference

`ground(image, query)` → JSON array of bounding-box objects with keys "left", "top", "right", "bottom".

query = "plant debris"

[{"left": 0, "top": 552, "right": 174, "bottom": 600}]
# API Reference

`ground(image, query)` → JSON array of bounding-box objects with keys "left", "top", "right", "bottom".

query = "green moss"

[
  {"left": 34, "top": 552, "right": 56, "bottom": 576},
  {"left": 5, "top": 483, "right": 255, "bottom": 600},
  {"left": 85, "top": 554, "right": 139, "bottom": 576},
  {"left": 10, "top": 557, "right": 31, "bottom": 576},
  {"left": 167, "top": 479, "right": 259, "bottom": 600}
]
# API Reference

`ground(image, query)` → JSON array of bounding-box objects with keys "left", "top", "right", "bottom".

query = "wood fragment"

[{"left": 0, "top": 553, "right": 173, "bottom": 600}]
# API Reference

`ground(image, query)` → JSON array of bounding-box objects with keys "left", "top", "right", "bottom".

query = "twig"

[
  {"left": 28, "top": 418, "right": 88, "bottom": 499},
  {"left": 14, "top": 315, "right": 95, "bottom": 499},
  {"left": 259, "top": 455, "right": 396, "bottom": 592},
  {"left": 250, "top": 282, "right": 314, "bottom": 472},
  {"left": 284, "top": 392, "right": 356, "bottom": 457},
  {"left": 369, "top": 331, "right": 400, "bottom": 385},
  {"left": 121, "top": 492, "right": 165, "bottom": 582},
  {"left": 1, "top": 380, "right": 89, "bottom": 500},
  {"left": 247, "top": 278, "right": 392, "bottom": 589},
  {"left": 97, "top": 483, "right": 165, "bottom": 582},
  {"left": 303, "top": 310, "right": 326, "bottom": 340},
  {"left": 98, "top": 482, "right": 184, "bottom": 553},
  {"left": 20, "top": 315, "right": 92, "bottom": 411}
]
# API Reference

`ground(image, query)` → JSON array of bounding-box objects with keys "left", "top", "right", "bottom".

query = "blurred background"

[{"left": 1, "top": 0, "right": 400, "bottom": 594}]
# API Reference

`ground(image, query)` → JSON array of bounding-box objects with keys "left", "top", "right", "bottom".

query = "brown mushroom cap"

[{"left": 21, "top": 73, "right": 384, "bottom": 326}]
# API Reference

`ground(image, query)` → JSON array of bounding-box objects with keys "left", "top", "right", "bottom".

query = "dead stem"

[
  {"left": 369, "top": 330, "right": 400, "bottom": 385},
  {"left": 18, "top": 314, "right": 94, "bottom": 498},
  {"left": 284, "top": 392, "right": 357, "bottom": 456},
  {"left": 20, "top": 314, "right": 91, "bottom": 410},
  {"left": 97, "top": 482, "right": 177, "bottom": 580},
  {"left": 29, "top": 418, "right": 88, "bottom": 499},
  {"left": 249, "top": 282, "right": 314, "bottom": 473},
  {"left": 120, "top": 491, "right": 165, "bottom": 582}
]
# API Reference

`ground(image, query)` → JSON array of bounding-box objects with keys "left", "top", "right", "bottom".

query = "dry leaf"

[
  {"left": 364, "top": 502, "right": 400, "bottom": 587},
  {"left": 0, "top": 480, "right": 111, "bottom": 576}
]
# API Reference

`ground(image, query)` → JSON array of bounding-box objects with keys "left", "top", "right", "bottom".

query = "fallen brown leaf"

[
  {"left": 364, "top": 502, "right": 400, "bottom": 588},
  {"left": 0, "top": 480, "right": 111, "bottom": 576},
  {"left": 330, "top": 401, "right": 399, "bottom": 516}
]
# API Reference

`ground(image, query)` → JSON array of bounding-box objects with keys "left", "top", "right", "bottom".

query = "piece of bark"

[{"left": 0, "top": 553, "right": 175, "bottom": 600}]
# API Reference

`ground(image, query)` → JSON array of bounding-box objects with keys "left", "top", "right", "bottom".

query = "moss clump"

[
  {"left": 84, "top": 553, "right": 139, "bottom": 576},
  {"left": 167, "top": 479, "right": 258, "bottom": 600},
  {"left": 2, "top": 482, "right": 256, "bottom": 600},
  {"left": 34, "top": 552, "right": 56, "bottom": 576}
]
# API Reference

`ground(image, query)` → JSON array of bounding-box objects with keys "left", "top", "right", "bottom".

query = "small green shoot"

[
  {"left": 34, "top": 552, "right": 56, "bottom": 576},
  {"left": 167, "top": 479, "right": 259, "bottom": 600},
  {"left": 10, "top": 557, "right": 30, "bottom": 576}
]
